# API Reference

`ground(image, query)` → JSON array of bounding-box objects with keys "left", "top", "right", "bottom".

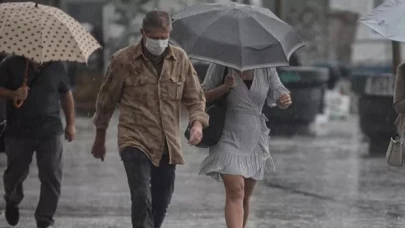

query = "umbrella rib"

[
  {"left": 172, "top": 3, "right": 223, "bottom": 21},
  {"left": 246, "top": 5, "right": 286, "bottom": 25},
  {"left": 239, "top": 10, "right": 282, "bottom": 43},
  {"left": 185, "top": 13, "right": 227, "bottom": 56},
  {"left": 239, "top": 11, "right": 287, "bottom": 62},
  {"left": 243, "top": 11, "right": 294, "bottom": 61}
]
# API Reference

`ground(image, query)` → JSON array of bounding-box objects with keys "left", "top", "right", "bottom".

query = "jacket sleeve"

[
  {"left": 182, "top": 59, "right": 209, "bottom": 127},
  {"left": 92, "top": 55, "right": 126, "bottom": 129}
]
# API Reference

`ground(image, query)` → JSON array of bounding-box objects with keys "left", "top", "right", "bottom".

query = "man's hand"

[
  {"left": 65, "top": 124, "right": 76, "bottom": 142},
  {"left": 276, "top": 93, "right": 292, "bottom": 109},
  {"left": 188, "top": 121, "right": 203, "bottom": 146},
  {"left": 13, "top": 86, "right": 29, "bottom": 100},
  {"left": 91, "top": 139, "right": 107, "bottom": 162}
]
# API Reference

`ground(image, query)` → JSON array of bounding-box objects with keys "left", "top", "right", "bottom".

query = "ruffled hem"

[
  {"left": 267, "top": 84, "right": 290, "bottom": 107},
  {"left": 198, "top": 149, "right": 272, "bottom": 182}
]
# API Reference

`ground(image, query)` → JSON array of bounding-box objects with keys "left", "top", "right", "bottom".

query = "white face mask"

[{"left": 144, "top": 37, "right": 169, "bottom": 56}]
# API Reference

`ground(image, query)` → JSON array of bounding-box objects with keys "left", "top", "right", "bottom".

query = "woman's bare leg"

[
  {"left": 243, "top": 178, "right": 257, "bottom": 228},
  {"left": 222, "top": 174, "right": 245, "bottom": 228}
]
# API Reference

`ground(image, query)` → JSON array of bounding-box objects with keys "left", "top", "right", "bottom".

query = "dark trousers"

[
  {"left": 121, "top": 147, "right": 176, "bottom": 228},
  {"left": 3, "top": 136, "right": 63, "bottom": 228}
]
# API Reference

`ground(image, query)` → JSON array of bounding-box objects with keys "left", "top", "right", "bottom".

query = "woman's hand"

[
  {"left": 224, "top": 74, "right": 237, "bottom": 89},
  {"left": 277, "top": 93, "right": 292, "bottom": 109}
]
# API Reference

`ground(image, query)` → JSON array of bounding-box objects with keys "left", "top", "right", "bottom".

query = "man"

[
  {"left": 0, "top": 56, "right": 76, "bottom": 228},
  {"left": 91, "top": 10, "right": 208, "bottom": 228}
]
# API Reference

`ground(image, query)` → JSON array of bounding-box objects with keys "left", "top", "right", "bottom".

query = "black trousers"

[
  {"left": 3, "top": 136, "right": 63, "bottom": 228},
  {"left": 121, "top": 147, "right": 176, "bottom": 228}
]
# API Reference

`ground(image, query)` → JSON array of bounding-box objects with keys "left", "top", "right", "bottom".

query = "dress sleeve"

[
  {"left": 266, "top": 67, "right": 290, "bottom": 107},
  {"left": 201, "top": 63, "right": 226, "bottom": 91}
]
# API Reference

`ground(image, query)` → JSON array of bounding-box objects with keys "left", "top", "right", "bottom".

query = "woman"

[
  {"left": 394, "top": 63, "right": 405, "bottom": 139},
  {"left": 199, "top": 63, "right": 292, "bottom": 228}
]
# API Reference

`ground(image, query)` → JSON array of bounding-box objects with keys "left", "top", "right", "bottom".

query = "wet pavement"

[{"left": 0, "top": 114, "right": 405, "bottom": 228}]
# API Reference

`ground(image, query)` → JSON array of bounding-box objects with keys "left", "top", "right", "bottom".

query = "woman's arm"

[
  {"left": 265, "top": 68, "right": 290, "bottom": 108},
  {"left": 204, "top": 84, "right": 230, "bottom": 104},
  {"left": 395, "top": 100, "right": 405, "bottom": 114},
  {"left": 201, "top": 64, "right": 232, "bottom": 103},
  {"left": 394, "top": 64, "right": 405, "bottom": 114}
]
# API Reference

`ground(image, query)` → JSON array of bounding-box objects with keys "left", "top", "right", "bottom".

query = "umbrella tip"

[{"left": 35, "top": 2, "right": 38, "bottom": 7}]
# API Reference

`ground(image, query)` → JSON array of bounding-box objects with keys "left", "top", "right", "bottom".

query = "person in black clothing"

[{"left": 0, "top": 56, "right": 76, "bottom": 228}]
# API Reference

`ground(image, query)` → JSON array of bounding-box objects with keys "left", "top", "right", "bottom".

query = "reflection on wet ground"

[{"left": 0, "top": 114, "right": 405, "bottom": 227}]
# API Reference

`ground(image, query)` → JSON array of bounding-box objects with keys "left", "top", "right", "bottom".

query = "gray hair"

[{"left": 142, "top": 10, "right": 172, "bottom": 32}]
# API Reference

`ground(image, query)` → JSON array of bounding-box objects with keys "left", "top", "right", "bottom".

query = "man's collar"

[{"left": 132, "top": 39, "right": 178, "bottom": 60}]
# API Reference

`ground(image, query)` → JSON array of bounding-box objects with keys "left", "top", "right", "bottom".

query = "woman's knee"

[
  {"left": 224, "top": 181, "right": 245, "bottom": 200},
  {"left": 243, "top": 178, "right": 256, "bottom": 202},
  {"left": 243, "top": 195, "right": 252, "bottom": 207}
]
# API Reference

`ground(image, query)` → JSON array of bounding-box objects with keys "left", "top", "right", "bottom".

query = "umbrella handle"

[
  {"left": 13, "top": 59, "right": 29, "bottom": 109},
  {"left": 13, "top": 81, "right": 27, "bottom": 108},
  {"left": 13, "top": 98, "right": 24, "bottom": 108}
]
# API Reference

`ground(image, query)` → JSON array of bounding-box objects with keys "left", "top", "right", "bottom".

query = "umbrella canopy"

[
  {"left": 170, "top": 2, "right": 305, "bottom": 71},
  {"left": 0, "top": 2, "right": 101, "bottom": 63},
  {"left": 359, "top": 0, "right": 405, "bottom": 42}
]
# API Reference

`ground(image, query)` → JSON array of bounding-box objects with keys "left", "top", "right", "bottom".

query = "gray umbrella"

[{"left": 170, "top": 2, "right": 305, "bottom": 71}]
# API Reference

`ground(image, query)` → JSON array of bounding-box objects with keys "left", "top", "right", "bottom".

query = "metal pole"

[{"left": 392, "top": 41, "right": 401, "bottom": 75}]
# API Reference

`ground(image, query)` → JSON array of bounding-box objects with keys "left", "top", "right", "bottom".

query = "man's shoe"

[{"left": 5, "top": 203, "right": 19, "bottom": 226}]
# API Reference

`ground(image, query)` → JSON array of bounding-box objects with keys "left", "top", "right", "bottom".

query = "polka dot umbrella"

[{"left": 0, "top": 2, "right": 102, "bottom": 107}]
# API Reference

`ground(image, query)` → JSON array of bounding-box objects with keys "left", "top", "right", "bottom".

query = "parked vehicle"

[
  {"left": 350, "top": 63, "right": 396, "bottom": 155},
  {"left": 263, "top": 66, "right": 329, "bottom": 136}
]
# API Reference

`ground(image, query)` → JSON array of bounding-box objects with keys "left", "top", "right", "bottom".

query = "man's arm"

[
  {"left": 60, "top": 91, "right": 75, "bottom": 126},
  {"left": 182, "top": 59, "right": 209, "bottom": 128},
  {"left": 92, "top": 55, "right": 126, "bottom": 141},
  {"left": 0, "top": 88, "right": 18, "bottom": 100},
  {"left": 60, "top": 90, "right": 75, "bottom": 142},
  {"left": 58, "top": 64, "right": 75, "bottom": 127},
  {"left": 0, "top": 57, "right": 26, "bottom": 100}
]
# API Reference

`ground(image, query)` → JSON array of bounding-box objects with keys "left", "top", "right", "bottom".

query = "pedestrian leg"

[
  {"left": 121, "top": 147, "right": 154, "bottom": 228},
  {"left": 34, "top": 136, "right": 63, "bottom": 228},
  {"left": 3, "top": 138, "right": 35, "bottom": 226},
  {"left": 3, "top": 138, "right": 35, "bottom": 205},
  {"left": 222, "top": 174, "right": 245, "bottom": 228},
  {"left": 151, "top": 154, "right": 176, "bottom": 228},
  {"left": 242, "top": 178, "right": 257, "bottom": 228}
]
